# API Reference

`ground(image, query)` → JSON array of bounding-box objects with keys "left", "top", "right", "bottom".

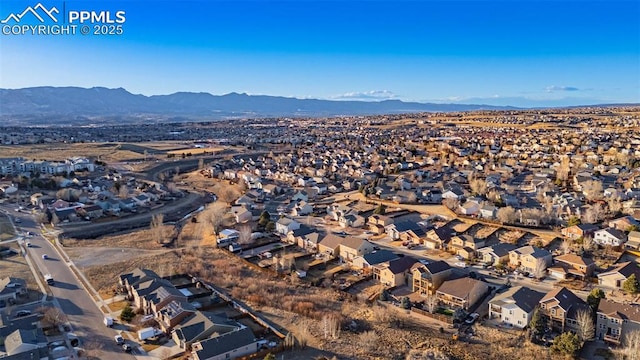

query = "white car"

[
  {"left": 454, "top": 262, "right": 467, "bottom": 268},
  {"left": 42, "top": 254, "right": 49, "bottom": 260}
]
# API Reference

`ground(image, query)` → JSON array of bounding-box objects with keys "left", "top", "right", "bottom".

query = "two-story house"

[
  {"left": 549, "top": 253, "right": 596, "bottom": 280},
  {"left": 509, "top": 245, "right": 553, "bottom": 274},
  {"left": 594, "top": 228, "right": 627, "bottom": 247},
  {"left": 488, "top": 286, "right": 545, "bottom": 329},
  {"left": 376, "top": 257, "right": 418, "bottom": 287},
  {"left": 411, "top": 261, "right": 452, "bottom": 295},
  {"left": 539, "top": 287, "right": 590, "bottom": 332},
  {"left": 436, "top": 277, "right": 489, "bottom": 311},
  {"left": 561, "top": 224, "right": 599, "bottom": 240},
  {"left": 339, "top": 237, "right": 375, "bottom": 263},
  {"left": 596, "top": 299, "right": 640, "bottom": 344}
]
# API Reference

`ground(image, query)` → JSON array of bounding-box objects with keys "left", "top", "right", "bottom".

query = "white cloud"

[
  {"left": 330, "top": 90, "right": 397, "bottom": 101},
  {"left": 545, "top": 85, "right": 580, "bottom": 92}
]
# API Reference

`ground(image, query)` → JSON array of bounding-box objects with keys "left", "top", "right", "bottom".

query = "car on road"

[
  {"left": 455, "top": 255, "right": 463, "bottom": 260},
  {"left": 14, "top": 218, "right": 21, "bottom": 223},
  {"left": 14, "top": 310, "right": 32, "bottom": 318},
  {"left": 26, "top": 241, "right": 32, "bottom": 247},
  {"left": 114, "top": 334, "right": 124, "bottom": 345},
  {"left": 454, "top": 262, "right": 467, "bottom": 268},
  {"left": 42, "top": 254, "right": 49, "bottom": 260},
  {"left": 465, "top": 313, "right": 480, "bottom": 324},
  {"left": 122, "top": 343, "right": 132, "bottom": 352}
]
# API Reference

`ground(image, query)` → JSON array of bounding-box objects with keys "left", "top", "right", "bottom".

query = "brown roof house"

[
  {"left": 561, "top": 224, "right": 599, "bottom": 240},
  {"left": 596, "top": 298, "right": 640, "bottom": 344},
  {"left": 548, "top": 254, "right": 596, "bottom": 280},
  {"left": 539, "top": 287, "right": 590, "bottom": 332},
  {"left": 436, "top": 277, "right": 489, "bottom": 311},
  {"left": 338, "top": 237, "right": 375, "bottom": 263},
  {"left": 598, "top": 262, "right": 640, "bottom": 289},
  {"left": 376, "top": 257, "right": 418, "bottom": 287}
]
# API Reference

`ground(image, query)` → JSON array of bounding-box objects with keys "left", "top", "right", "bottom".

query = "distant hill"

[{"left": 0, "top": 86, "right": 518, "bottom": 124}]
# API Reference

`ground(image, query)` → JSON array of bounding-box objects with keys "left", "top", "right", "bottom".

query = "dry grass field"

[
  {"left": 167, "top": 147, "right": 224, "bottom": 156},
  {"left": 0, "top": 143, "right": 143, "bottom": 163},
  {"left": 0, "top": 245, "right": 43, "bottom": 302},
  {"left": 61, "top": 226, "right": 174, "bottom": 250},
  {"left": 78, "top": 244, "right": 550, "bottom": 360},
  {"left": 0, "top": 213, "right": 15, "bottom": 241}
]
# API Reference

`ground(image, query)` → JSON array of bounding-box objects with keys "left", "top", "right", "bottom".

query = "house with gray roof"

[
  {"left": 172, "top": 311, "right": 240, "bottom": 349},
  {"left": 191, "top": 326, "right": 259, "bottom": 360},
  {"left": 488, "top": 286, "right": 544, "bottom": 328}
]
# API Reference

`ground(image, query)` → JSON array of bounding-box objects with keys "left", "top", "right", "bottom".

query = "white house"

[
  {"left": 275, "top": 217, "right": 300, "bottom": 235},
  {"left": 594, "top": 228, "right": 627, "bottom": 247},
  {"left": 488, "top": 286, "right": 545, "bottom": 329}
]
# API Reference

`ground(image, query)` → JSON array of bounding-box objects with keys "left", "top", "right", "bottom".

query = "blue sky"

[{"left": 1, "top": 0, "right": 638, "bottom": 107}]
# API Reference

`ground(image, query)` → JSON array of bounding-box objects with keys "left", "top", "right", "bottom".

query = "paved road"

[{"left": 3, "top": 205, "right": 135, "bottom": 358}]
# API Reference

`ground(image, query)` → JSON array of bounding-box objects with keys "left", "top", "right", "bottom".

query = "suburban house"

[
  {"left": 143, "top": 283, "right": 188, "bottom": 315},
  {"left": 172, "top": 311, "right": 242, "bottom": 349},
  {"left": 608, "top": 216, "right": 640, "bottom": 232},
  {"left": 548, "top": 254, "right": 596, "bottom": 280},
  {"left": 157, "top": 300, "right": 197, "bottom": 333},
  {"left": 450, "top": 234, "right": 486, "bottom": 259},
  {"left": 596, "top": 299, "right": 640, "bottom": 344},
  {"left": 339, "top": 237, "right": 375, "bottom": 263},
  {"left": 317, "top": 234, "right": 345, "bottom": 258},
  {"left": 508, "top": 245, "right": 553, "bottom": 274},
  {"left": 593, "top": 228, "right": 627, "bottom": 247},
  {"left": 424, "top": 227, "right": 453, "bottom": 250},
  {"left": 436, "top": 277, "right": 489, "bottom": 311},
  {"left": 339, "top": 213, "right": 366, "bottom": 228},
  {"left": 386, "top": 221, "right": 427, "bottom": 243},
  {"left": 479, "top": 204, "right": 498, "bottom": 219},
  {"left": 119, "top": 268, "right": 161, "bottom": 294},
  {"left": 368, "top": 214, "right": 393, "bottom": 235},
  {"left": 539, "top": 287, "right": 590, "bottom": 332},
  {"left": 376, "top": 256, "right": 418, "bottom": 287},
  {"left": 352, "top": 250, "right": 399, "bottom": 273},
  {"left": 488, "top": 286, "right": 545, "bottom": 329},
  {"left": 0, "top": 277, "right": 27, "bottom": 303},
  {"left": 411, "top": 261, "right": 452, "bottom": 295},
  {"left": 478, "top": 243, "right": 517, "bottom": 265},
  {"left": 625, "top": 231, "right": 640, "bottom": 250},
  {"left": 3, "top": 328, "right": 48, "bottom": 358},
  {"left": 191, "top": 326, "right": 259, "bottom": 360},
  {"left": 561, "top": 224, "right": 599, "bottom": 240},
  {"left": 598, "top": 262, "right": 640, "bottom": 289},
  {"left": 275, "top": 217, "right": 300, "bottom": 235}
]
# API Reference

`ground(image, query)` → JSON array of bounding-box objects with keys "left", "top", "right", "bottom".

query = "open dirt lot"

[
  {"left": 0, "top": 143, "right": 145, "bottom": 163},
  {"left": 0, "top": 213, "right": 15, "bottom": 241}
]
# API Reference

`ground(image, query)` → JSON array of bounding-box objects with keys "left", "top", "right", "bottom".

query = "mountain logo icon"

[{"left": 1, "top": 3, "right": 59, "bottom": 24}]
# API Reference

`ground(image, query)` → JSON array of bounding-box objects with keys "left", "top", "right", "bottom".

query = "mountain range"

[{"left": 0, "top": 86, "right": 519, "bottom": 125}]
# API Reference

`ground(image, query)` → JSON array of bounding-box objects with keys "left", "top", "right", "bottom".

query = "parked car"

[
  {"left": 465, "top": 313, "right": 480, "bottom": 324},
  {"left": 114, "top": 335, "right": 124, "bottom": 345},
  {"left": 42, "top": 254, "right": 49, "bottom": 260},
  {"left": 122, "top": 344, "right": 132, "bottom": 352},
  {"left": 14, "top": 310, "right": 32, "bottom": 318}
]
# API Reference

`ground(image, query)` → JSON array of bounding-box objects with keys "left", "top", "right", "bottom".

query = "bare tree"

[
  {"left": 618, "top": 330, "right": 640, "bottom": 360},
  {"left": 215, "top": 184, "right": 240, "bottom": 204},
  {"left": 576, "top": 309, "right": 595, "bottom": 342},
  {"left": 561, "top": 238, "right": 573, "bottom": 255},
  {"left": 39, "top": 306, "right": 67, "bottom": 328},
  {"left": 198, "top": 158, "right": 205, "bottom": 170},
  {"left": 166, "top": 182, "right": 179, "bottom": 193},
  {"left": 151, "top": 213, "right": 165, "bottom": 244},
  {"left": 321, "top": 313, "right": 341, "bottom": 340},
  {"left": 118, "top": 184, "right": 129, "bottom": 199},
  {"left": 582, "top": 180, "right": 604, "bottom": 201},
  {"left": 583, "top": 203, "right": 606, "bottom": 224},
  {"left": 82, "top": 338, "right": 104, "bottom": 360},
  {"left": 236, "top": 224, "right": 253, "bottom": 245},
  {"left": 470, "top": 178, "right": 488, "bottom": 196},
  {"left": 497, "top": 206, "right": 517, "bottom": 224},
  {"left": 443, "top": 198, "right": 460, "bottom": 212},
  {"left": 200, "top": 201, "right": 228, "bottom": 240},
  {"left": 607, "top": 197, "right": 623, "bottom": 215},
  {"left": 534, "top": 258, "right": 547, "bottom": 279},
  {"left": 556, "top": 156, "right": 571, "bottom": 182},
  {"left": 582, "top": 235, "right": 594, "bottom": 252}
]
